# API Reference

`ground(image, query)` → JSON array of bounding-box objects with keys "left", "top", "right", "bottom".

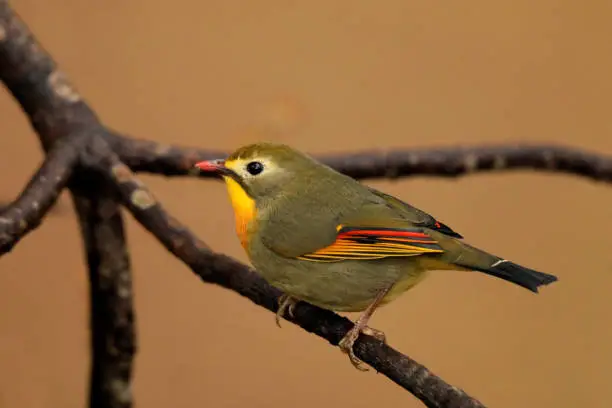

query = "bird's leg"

[
  {"left": 338, "top": 284, "right": 394, "bottom": 371},
  {"left": 276, "top": 293, "right": 298, "bottom": 328}
]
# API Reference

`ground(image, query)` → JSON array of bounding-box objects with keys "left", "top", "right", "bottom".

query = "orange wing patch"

[{"left": 297, "top": 226, "right": 444, "bottom": 262}]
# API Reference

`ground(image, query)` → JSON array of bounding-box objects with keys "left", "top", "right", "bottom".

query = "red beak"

[{"left": 194, "top": 159, "right": 226, "bottom": 172}]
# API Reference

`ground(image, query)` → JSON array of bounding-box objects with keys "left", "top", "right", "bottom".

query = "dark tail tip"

[{"left": 478, "top": 260, "right": 558, "bottom": 293}]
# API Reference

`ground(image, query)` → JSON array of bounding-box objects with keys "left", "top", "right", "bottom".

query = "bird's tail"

[
  {"left": 442, "top": 240, "right": 559, "bottom": 293},
  {"left": 466, "top": 259, "right": 558, "bottom": 293}
]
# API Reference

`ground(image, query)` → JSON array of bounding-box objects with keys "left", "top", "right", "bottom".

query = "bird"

[{"left": 195, "top": 142, "right": 558, "bottom": 370}]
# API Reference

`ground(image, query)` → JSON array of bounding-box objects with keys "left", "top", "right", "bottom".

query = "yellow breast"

[{"left": 222, "top": 176, "right": 256, "bottom": 249}]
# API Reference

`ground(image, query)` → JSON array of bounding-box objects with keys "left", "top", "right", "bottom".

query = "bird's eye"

[{"left": 246, "top": 161, "right": 264, "bottom": 175}]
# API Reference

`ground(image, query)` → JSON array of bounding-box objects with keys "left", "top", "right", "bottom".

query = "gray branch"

[
  {"left": 71, "top": 172, "right": 136, "bottom": 408},
  {"left": 110, "top": 133, "right": 612, "bottom": 183},
  {"left": 1, "top": 2, "right": 136, "bottom": 407},
  {"left": 0, "top": 135, "right": 81, "bottom": 254}
]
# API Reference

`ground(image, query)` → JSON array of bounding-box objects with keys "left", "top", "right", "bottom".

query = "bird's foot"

[
  {"left": 275, "top": 294, "right": 298, "bottom": 328},
  {"left": 338, "top": 325, "right": 387, "bottom": 371}
]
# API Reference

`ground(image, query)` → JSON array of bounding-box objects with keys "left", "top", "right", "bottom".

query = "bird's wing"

[
  {"left": 259, "top": 186, "right": 458, "bottom": 261},
  {"left": 297, "top": 224, "right": 444, "bottom": 263},
  {"left": 368, "top": 188, "right": 464, "bottom": 239}
]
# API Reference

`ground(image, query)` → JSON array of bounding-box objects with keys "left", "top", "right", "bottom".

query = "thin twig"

[
  {"left": 0, "top": 135, "right": 81, "bottom": 254},
  {"left": 99, "top": 150, "right": 485, "bottom": 408},
  {"left": 71, "top": 170, "right": 136, "bottom": 408},
  {"left": 110, "top": 133, "right": 612, "bottom": 183}
]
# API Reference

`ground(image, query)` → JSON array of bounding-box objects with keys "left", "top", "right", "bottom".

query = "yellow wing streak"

[{"left": 296, "top": 226, "right": 445, "bottom": 263}]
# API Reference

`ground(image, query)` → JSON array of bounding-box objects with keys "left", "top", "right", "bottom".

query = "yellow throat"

[{"left": 222, "top": 176, "right": 256, "bottom": 249}]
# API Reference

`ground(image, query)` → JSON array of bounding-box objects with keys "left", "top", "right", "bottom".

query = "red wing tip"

[{"left": 339, "top": 229, "right": 430, "bottom": 239}]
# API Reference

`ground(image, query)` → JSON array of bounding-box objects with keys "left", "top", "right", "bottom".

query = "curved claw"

[
  {"left": 339, "top": 328, "right": 368, "bottom": 371},
  {"left": 275, "top": 294, "right": 297, "bottom": 328}
]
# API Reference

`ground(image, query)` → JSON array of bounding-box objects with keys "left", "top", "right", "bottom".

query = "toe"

[
  {"left": 348, "top": 350, "right": 369, "bottom": 371},
  {"left": 339, "top": 329, "right": 369, "bottom": 371},
  {"left": 275, "top": 312, "right": 283, "bottom": 328},
  {"left": 362, "top": 326, "right": 386, "bottom": 343}
]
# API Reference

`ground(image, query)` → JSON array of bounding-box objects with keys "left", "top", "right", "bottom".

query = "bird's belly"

[
  {"left": 379, "top": 269, "right": 428, "bottom": 306},
  {"left": 250, "top": 254, "right": 427, "bottom": 312}
]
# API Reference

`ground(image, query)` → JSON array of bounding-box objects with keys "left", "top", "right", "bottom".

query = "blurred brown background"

[{"left": 1, "top": 1, "right": 612, "bottom": 407}]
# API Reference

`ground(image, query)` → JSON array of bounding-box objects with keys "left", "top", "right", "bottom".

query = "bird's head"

[{"left": 195, "top": 142, "right": 318, "bottom": 202}]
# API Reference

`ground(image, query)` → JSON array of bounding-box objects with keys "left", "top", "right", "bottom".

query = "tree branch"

[
  {"left": 70, "top": 170, "right": 136, "bottom": 408},
  {"left": 110, "top": 133, "right": 612, "bottom": 183},
  {"left": 0, "top": 0, "right": 97, "bottom": 148},
  {"left": 0, "top": 135, "right": 81, "bottom": 254},
  {"left": 1, "top": 2, "right": 136, "bottom": 407},
  {"left": 96, "top": 148, "right": 485, "bottom": 408}
]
